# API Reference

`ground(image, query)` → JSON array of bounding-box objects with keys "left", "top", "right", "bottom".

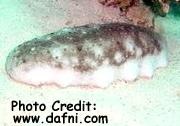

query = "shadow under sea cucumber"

[{"left": 5, "top": 23, "right": 168, "bottom": 88}]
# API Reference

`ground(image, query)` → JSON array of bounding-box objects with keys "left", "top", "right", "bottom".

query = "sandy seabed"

[{"left": 0, "top": 0, "right": 180, "bottom": 126}]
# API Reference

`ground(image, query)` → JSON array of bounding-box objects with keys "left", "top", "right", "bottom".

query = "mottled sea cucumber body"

[{"left": 5, "top": 23, "right": 168, "bottom": 87}]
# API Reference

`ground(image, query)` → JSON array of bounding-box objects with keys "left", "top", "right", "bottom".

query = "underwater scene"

[{"left": 0, "top": 0, "right": 180, "bottom": 125}]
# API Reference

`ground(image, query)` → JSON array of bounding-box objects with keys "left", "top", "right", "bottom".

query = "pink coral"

[
  {"left": 98, "top": 0, "right": 139, "bottom": 10},
  {"left": 126, "top": 5, "right": 154, "bottom": 28},
  {"left": 98, "top": 0, "right": 154, "bottom": 28}
]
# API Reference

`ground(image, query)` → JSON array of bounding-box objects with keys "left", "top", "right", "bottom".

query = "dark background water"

[{"left": 170, "top": 2, "right": 180, "bottom": 17}]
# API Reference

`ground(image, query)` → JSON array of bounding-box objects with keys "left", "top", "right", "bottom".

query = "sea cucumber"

[{"left": 5, "top": 23, "right": 168, "bottom": 87}]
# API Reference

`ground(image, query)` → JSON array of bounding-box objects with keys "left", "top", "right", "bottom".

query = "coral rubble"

[
  {"left": 126, "top": 5, "right": 154, "bottom": 28},
  {"left": 98, "top": 0, "right": 139, "bottom": 10},
  {"left": 98, "top": 0, "right": 180, "bottom": 28},
  {"left": 143, "top": 0, "right": 180, "bottom": 16},
  {"left": 98, "top": 0, "right": 154, "bottom": 28}
]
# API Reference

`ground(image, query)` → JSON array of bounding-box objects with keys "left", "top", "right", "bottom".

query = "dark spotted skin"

[{"left": 6, "top": 23, "right": 163, "bottom": 74}]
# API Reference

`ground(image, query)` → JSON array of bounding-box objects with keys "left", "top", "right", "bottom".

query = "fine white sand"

[{"left": 0, "top": 0, "right": 180, "bottom": 126}]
